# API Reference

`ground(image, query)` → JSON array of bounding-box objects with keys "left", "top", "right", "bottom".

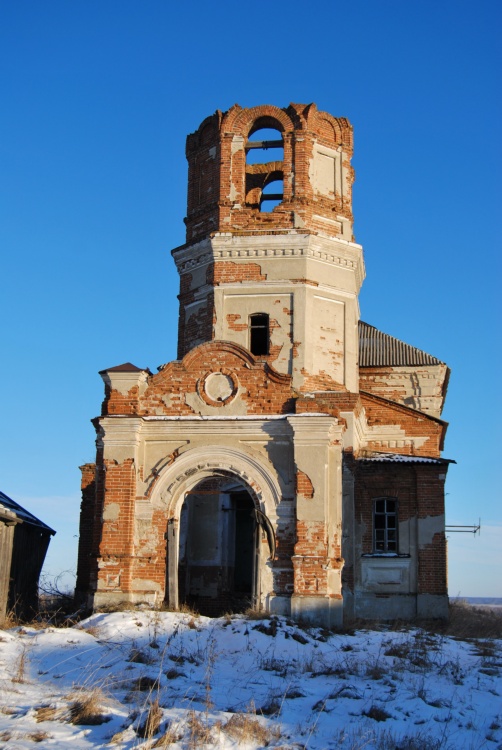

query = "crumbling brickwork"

[
  {"left": 184, "top": 103, "right": 354, "bottom": 244},
  {"left": 77, "top": 102, "right": 452, "bottom": 623},
  {"left": 75, "top": 463, "right": 96, "bottom": 596}
]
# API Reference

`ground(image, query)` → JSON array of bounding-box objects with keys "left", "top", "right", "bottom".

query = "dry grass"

[
  {"left": 1, "top": 587, "right": 79, "bottom": 629},
  {"left": 243, "top": 606, "right": 271, "bottom": 620},
  {"left": 28, "top": 730, "right": 52, "bottom": 742},
  {"left": 152, "top": 724, "right": 182, "bottom": 747},
  {"left": 35, "top": 705, "right": 60, "bottom": 723},
  {"left": 443, "top": 599, "right": 502, "bottom": 639},
  {"left": 333, "top": 726, "right": 445, "bottom": 750},
  {"left": 94, "top": 601, "right": 143, "bottom": 614},
  {"left": 3, "top": 605, "right": 502, "bottom": 749},
  {"left": 0, "top": 707, "right": 18, "bottom": 716},
  {"left": 178, "top": 603, "right": 200, "bottom": 617},
  {"left": 224, "top": 713, "right": 277, "bottom": 744},
  {"left": 0, "top": 729, "right": 52, "bottom": 744},
  {"left": 67, "top": 687, "right": 109, "bottom": 725},
  {"left": 186, "top": 710, "right": 213, "bottom": 747},
  {"left": 344, "top": 599, "right": 502, "bottom": 641},
  {"left": 137, "top": 698, "right": 163, "bottom": 739},
  {"left": 158, "top": 601, "right": 201, "bottom": 618},
  {"left": 12, "top": 646, "right": 28, "bottom": 683},
  {"left": 80, "top": 624, "right": 101, "bottom": 638}
]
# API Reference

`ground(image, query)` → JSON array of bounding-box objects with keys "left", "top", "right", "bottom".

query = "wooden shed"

[{"left": 0, "top": 490, "right": 55, "bottom": 622}]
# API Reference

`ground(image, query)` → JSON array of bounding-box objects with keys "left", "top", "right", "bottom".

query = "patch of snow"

[{"left": 0, "top": 611, "right": 500, "bottom": 749}]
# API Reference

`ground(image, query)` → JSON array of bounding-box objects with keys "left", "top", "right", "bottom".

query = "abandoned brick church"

[{"left": 76, "top": 103, "right": 452, "bottom": 625}]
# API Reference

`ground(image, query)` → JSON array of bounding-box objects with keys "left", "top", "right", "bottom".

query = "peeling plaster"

[
  {"left": 418, "top": 514, "right": 445, "bottom": 547},
  {"left": 231, "top": 135, "right": 244, "bottom": 155},
  {"left": 185, "top": 388, "right": 248, "bottom": 416},
  {"left": 132, "top": 578, "right": 162, "bottom": 592},
  {"left": 102, "top": 503, "right": 120, "bottom": 521}
]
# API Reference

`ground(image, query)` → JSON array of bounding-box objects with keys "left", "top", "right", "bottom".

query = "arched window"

[
  {"left": 250, "top": 313, "right": 269, "bottom": 356},
  {"left": 245, "top": 123, "right": 284, "bottom": 212},
  {"left": 373, "top": 497, "right": 398, "bottom": 553}
]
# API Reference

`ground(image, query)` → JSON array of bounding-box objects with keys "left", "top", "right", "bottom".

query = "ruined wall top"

[{"left": 184, "top": 103, "right": 355, "bottom": 245}]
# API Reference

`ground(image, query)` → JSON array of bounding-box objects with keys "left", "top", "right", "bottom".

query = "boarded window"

[
  {"left": 373, "top": 497, "right": 398, "bottom": 553},
  {"left": 250, "top": 313, "right": 269, "bottom": 356}
]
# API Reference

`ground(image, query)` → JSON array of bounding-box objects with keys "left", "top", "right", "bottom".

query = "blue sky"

[{"left": 1, "top": 1, "right": 501, "bottom": 597}]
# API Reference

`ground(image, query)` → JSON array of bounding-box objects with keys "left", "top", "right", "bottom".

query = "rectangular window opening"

[
  {"left": 250, "top": 313, "right": 269, "bottom": 356},
  {"left": 373, "top": 497, "right": 398, "bottom": 553}
]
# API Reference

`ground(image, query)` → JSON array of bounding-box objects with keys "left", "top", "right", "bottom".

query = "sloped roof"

[
  {"left": 0, "top": 490, "right": 55, "bottom": 534},
  {"left": 356, "top": 452, "right": 454, "bottom": 465},
  {"left": 359, "top": 321, "right": 444, "bottom": 367},
  {"left": 99, "top": 362, "right": 147, "bottom": 374}
]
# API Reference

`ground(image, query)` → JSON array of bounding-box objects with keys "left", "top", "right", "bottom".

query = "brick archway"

[{"left": 148, "top": 446, "right": 282, "bottom": 609}]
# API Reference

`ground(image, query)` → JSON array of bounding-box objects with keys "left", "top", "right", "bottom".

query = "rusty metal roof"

[{"left": 358, "top": 321, "right": 444, "bottom": 367}]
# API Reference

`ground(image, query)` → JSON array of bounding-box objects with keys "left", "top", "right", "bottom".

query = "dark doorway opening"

[{"left": 177, "top": 479, "right": 256, "bottom": 617}]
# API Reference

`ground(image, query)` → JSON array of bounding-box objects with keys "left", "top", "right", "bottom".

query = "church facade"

[{"left": 76, "top": 103, "right": 452, "bottom": 625}]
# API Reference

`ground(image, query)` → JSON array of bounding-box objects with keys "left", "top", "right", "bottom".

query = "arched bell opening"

[
  {"left": 245, "top": 123, "right": 284, "bottom": 212},
  {"left": 175, "top": 475, "right": 274, "bottom": 617}
]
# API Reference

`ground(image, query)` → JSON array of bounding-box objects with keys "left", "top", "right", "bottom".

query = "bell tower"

[{"left": 172, "top": 103, "right": 365, "bottom": 392}]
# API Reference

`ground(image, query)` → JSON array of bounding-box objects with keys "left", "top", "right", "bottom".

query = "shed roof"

[
  {"left": 359, "top": 321, "right": 444, "bottom": 367},
  {"left": 0, "top": 491, "right": 56, "bottom": 534},
  {"left": 356, "top": 452, "right": 454, "bottom": 465}
]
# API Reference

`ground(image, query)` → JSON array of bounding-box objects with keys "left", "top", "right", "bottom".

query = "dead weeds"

[
  {"left": 224, "top": 713, "right": 276, "bottom": 744},
  {"left": 67, "top": 688, "right": 109, "bottom": 725},
  {"left": 137, "top": 698, "right": 163, "bottom": 739}
]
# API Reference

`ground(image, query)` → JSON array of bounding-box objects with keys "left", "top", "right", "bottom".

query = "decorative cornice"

[
  {"left": 287, "top": 414, "right": 342, "bottom": 445},
  {"left": 172, "top": 234, "right": 365, "bottom": 288}
]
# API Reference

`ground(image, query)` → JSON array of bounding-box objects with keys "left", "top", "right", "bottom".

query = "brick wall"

[
  {"left": 184, "top": 103, "right": 353, "bottom": 243},
  {"left": 360, "top": 392, "right": 446, "bottom": 456},
  {"left": 75, "top": 463, "right": 96, "bottom": 597},
  {"left": 418, "top": 533, "right": 448, "bottom": 595},
  {"left": 296, "top": 470, "right": 314, "bottom": 499},
  {"left": 346, "top": 457, "right": 448, "bottom": 597},
  {"left": 102, "top": 341, "right": 295, "bottom": 418},
  {"left": 96, "top": 458, "right": 136, "bottom": 595},
  {"left": 293, "top": 520, "right": 343, "bottom": 597}
]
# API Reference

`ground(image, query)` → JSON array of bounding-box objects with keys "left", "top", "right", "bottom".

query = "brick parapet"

[{"left": 101, "top": 342, "right": 295, "bottom": 418}]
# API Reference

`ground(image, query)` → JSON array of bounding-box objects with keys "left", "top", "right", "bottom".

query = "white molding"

[
  {"left": 172, "top": 234, "right": 365, "bottom": 289},
  {"left": 149, "top": 444, "right": 283, "bottom": 520}
]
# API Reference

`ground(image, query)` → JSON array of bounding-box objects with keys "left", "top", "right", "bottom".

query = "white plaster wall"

[
  {"left": 311, "top": 295, "right": 345, "bottom": 383},
  {"left": 173, "top": 233, "right": 365, "bottom": 391},
  {"left": 218, "top": 291, "right": 293, "bottom": 374}
]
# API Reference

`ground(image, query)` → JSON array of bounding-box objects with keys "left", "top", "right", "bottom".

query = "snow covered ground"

[{"left": 0, "top": 610, "right": 500, "bottom": 749}]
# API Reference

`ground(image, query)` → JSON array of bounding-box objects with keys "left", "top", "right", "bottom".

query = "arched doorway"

[
  {"left": 177, "top": 477, "right": 259, "bottom": 616},
  {"left": 157, "top": 446, "right": 282, "bottom": 616}
]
